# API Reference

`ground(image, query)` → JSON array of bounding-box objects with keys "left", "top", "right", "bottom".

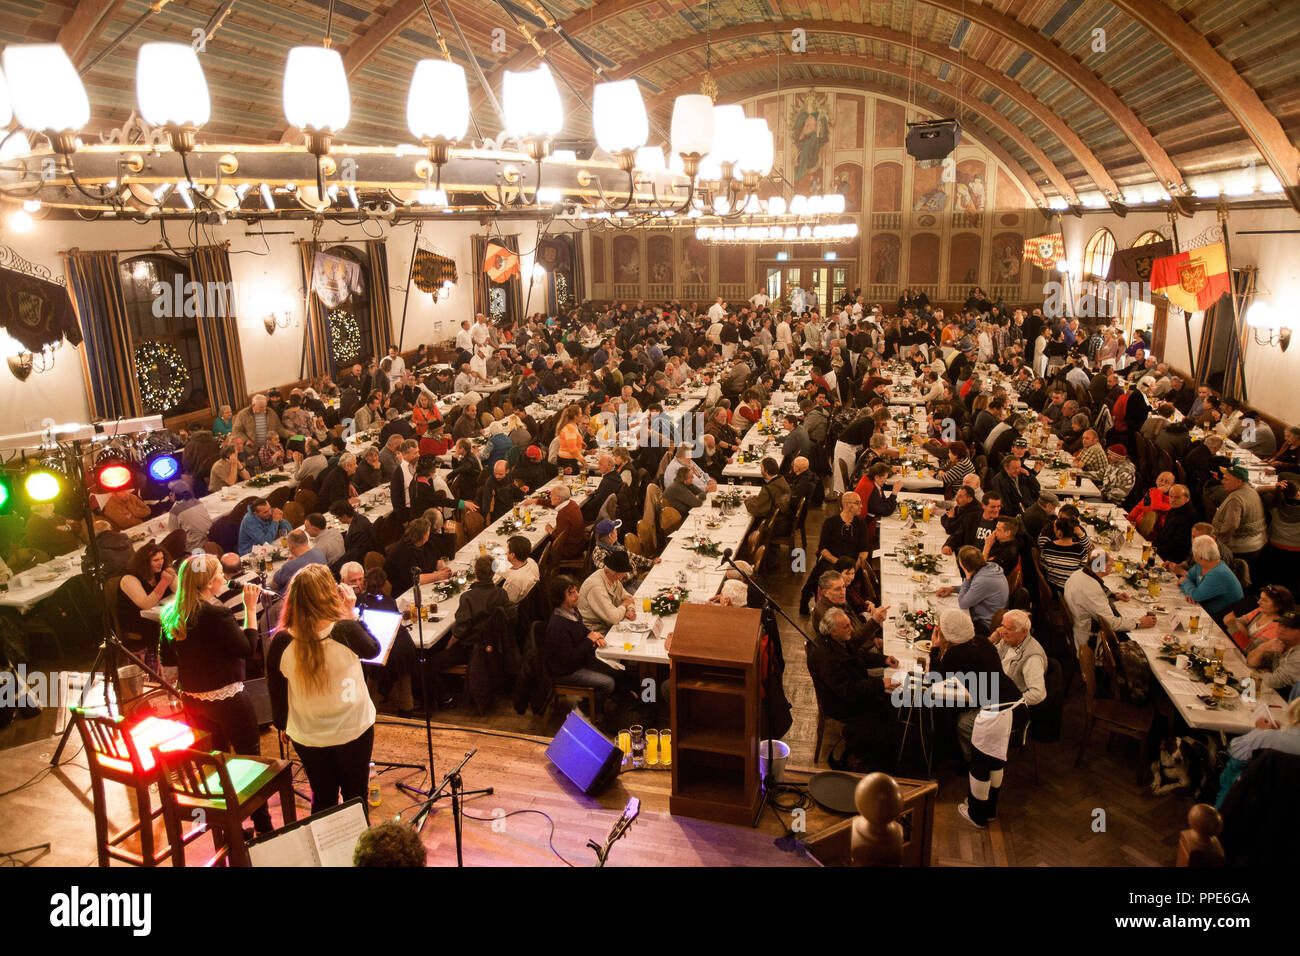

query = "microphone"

[
  {"left": 410, "top": 567, "right": 424, "bottom": 607},
  {"left": 717, "top": 547, "right": 733, "bottom": 568}
]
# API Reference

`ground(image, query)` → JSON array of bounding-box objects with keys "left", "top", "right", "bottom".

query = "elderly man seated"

[
  {"left": 1100, "top": 444, "right": 1137, "bottom": 505},
  {"left": 805, "top": 606, "right": 900, "bottom": 769},
  {"left": 1178, "top": 534, "right": 1245, "bottom": 620},
  {"left": 577, "top": 551, "right": 637, "bottom": 634}
]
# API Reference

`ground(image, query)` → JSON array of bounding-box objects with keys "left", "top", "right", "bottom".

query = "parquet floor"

[{"left": 0, "top": 500, "right": 1191, "bottom": 866}]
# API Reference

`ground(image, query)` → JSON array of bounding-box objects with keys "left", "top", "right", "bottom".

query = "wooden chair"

[
  {"left": 201, "top": 541, "right": 223, "bottom": 557},
  {"left": 769, "top": 495, "right": 809, "bottom": 559},
  {"left": 551, "top": 529, "right": 584, "bottom": 574},
  {"left": 155, "top": 748, "right": 297, "bottom": 867},
  {"left": 805, "top": 650, "right": 843, "bottom": 764},
  {"left": 159, "top": 528, "right": 187, "bottom": 564},
  {"left": 636, "top": 517, "right": 658, "bottom": 556},
  {"left": 1136, "top": 509, "right": 1158, "bottom": 539},
  {"left": 551, "top": 683, "right": 598, "bottom": 719},
  {"left": 1074, "top": 622, "right": 1154, "bottom": 783},
  {"left": 623, "top": 532, "right": 643, "bottom": 556},
  {"left": 480, "top": 412, "right": 494, "bottom": 428},
  {"left": 659, "top": 505, "right": 683, "bottom": 536},
  {"left": 363, "top": 550, "right": 386, "bottom": 572},
  {"left": 71, "top": 708, "right": 207, "bottom": 867},
  {"left": 292, "top": 488, "right": 318, "bottom": 514},
  {"left": 266, "top": 486, "right": 294, "bottom": 510},
  {"left": 281, "top": 501, "right": 305, "bottom": 529}
]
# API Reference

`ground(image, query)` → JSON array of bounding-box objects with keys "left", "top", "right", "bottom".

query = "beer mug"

[
  {"left": 1126, "top": 525, "right": 1135, "bottom": 542},
  {"left": 1058, "top": 472, "right": 1068, "bottom": 489},
  {"left": 617, "top": 729, "right": 631, "bottom": 760},
  {"left": 1189, "top": 613, "right": 1201, "bottom": 634},
  {"left": 922, "top": 504, "right": 932, "bottom": 523},
  {"left": 1148, "top": 579, "right": 1161, "bottom": 598},
  {"left": 899, "top": 503, "right": 910, "bottom": 521},
  {"left": 659, "top": 729, "right": 672, "bottom": 767},
  {"left": 645, "top": 730, "right": 660, "bottom": 766},
  {"left": 1141, "top": 544, "right": 1152, "bottom": 564}
]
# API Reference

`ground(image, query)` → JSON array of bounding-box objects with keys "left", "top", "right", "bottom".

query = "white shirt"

[
  {"left": 497, "top": 558, "right": 540, "bottom": 604},
  {"left": 471, "top": 322, "right": 491, "bottom": 346},
  {"left": 708, "top": 302, "right": 726, "bottom": 323},
  {"left": 388, "top": 355, "right": 406, "bottom": 378},
  {"left": 750, "top": 292, "right": 770, "bottom": 309},
  {"left": 707, "top": 321, "right": 724, "bottom": 344},
  {"left": 776, "top": 321, "right": 793, "bottom": 347},
  {"left": 455, "top": 327, "right": 474, "bottom": 351},
  {"left": 1066, "top": 366, "right": 1091, "bottom": 390},
  {"left": 1062, "top": 568, "right": 1128, "bottom": 650}
]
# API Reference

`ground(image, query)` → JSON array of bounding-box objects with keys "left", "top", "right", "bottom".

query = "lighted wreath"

[
  {"left": 329, "top": 308, "right": 362, "bottom": 365},
  {"left": 134, "top": 340, "right": 190, "bottom": 413}
]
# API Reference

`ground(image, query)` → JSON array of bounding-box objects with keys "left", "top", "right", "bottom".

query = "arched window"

[
  {"left": 1131, "top": 230, "right": 1165, "bottom": 247},
  {"left": 119, "top": 254, "right": 210, "bottom": 416},
  {"left": 324, "top": 245, "right": 372, "bottom": 371},
  {"left": 1083, "top": 228, "right": 1117, "bottom": 279}
]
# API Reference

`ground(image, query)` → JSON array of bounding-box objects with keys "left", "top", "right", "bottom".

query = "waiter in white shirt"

[
  {"left": 750, "top": 289, "right": 770, "bottom": 309},
  {"left": 386, "top": 345, "right": 406, "bottom": 378},
  {"left": 471, "top": 313, "right": 492, "bottom": 347},
  {"left": 708, "top": 297, "right": 726, "bottom": 323},
  {"left": 455, "top": 320, "right": 474, "bottom": 354}
]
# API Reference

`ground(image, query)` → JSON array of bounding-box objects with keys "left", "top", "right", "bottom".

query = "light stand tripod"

[
  {"left": 717, "top": 548, "right": 813, "bottom": 829},
  {"left": 51, "top": 438, "right": 183, "bottom": 765},
  {"left": 406, "top": 747, "right": 488, "bottom": 867},
  {"left": 356, "top": 585, "right": 426, "bottom": 789}
]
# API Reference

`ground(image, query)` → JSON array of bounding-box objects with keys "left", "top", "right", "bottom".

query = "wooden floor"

[{"left": 0, "top": 499, "right": 1193, "bottom": 866}]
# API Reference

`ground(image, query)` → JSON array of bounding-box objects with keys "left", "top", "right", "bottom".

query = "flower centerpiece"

[
  {"left": 497, "top": 515, "right": 523, "bottom": 535},
  {"left": 902, "top": 607, "right": 937, "bottom": 640},
  {"left": 899, "top": 547, "right": 940, "bottom": 574},
  {"left": 247, "top": 472, "right": 290, "bottom": 489},
  {"left": 649, "top": 585, "right": 689, "bottom": 616},
  {"left": 684, "top": 536, "right": 722, "bottom": 557},
  {"left": 712, "top": 489, "right": 746, "bottom": 509},
  {"left": 1077, "top": 507, "right": 1121, "bottom": 535},
  {"left": 756, "top": 422, "right": 783, "bottom": 437},
  {"left": 432, "top": 575, "right": 468, "bottom": 601}
]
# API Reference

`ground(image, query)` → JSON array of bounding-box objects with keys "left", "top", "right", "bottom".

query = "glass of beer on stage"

[
  {"left": 1126, "top": 524, "right": 1135, "bottom": 542},
  {"left": 629, "top": 725, "right": 647, "bottom": 768},
  {"left": 645, "top": 729, "right": 660, "bottom": 766},
  {"left": 617, "top": 729, "right": 631, "bottom": 761}
]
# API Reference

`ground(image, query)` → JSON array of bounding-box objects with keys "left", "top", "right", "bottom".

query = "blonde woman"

[
  {"left": 266, "top": 564, "right": 379, "bottom": 816},
  {"left": 161, "top": 554, "right": 273, "bottom": 833},
  {"left": 555, "top": 405, "right": 586, "bottom": 475}
]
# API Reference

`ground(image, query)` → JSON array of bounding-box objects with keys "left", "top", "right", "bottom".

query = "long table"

[{"left": 597, "top": 486, "right": 757, "bottom": 666}]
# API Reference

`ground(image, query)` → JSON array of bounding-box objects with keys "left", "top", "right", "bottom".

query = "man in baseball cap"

[{"left": 593, "top": 517, "right": 657, "bottom": 578}]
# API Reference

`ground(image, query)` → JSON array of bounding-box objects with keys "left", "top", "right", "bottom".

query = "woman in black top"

[
  {"left": 117, "top": 542, "right": 177, "bottom": 672},
  {"left": 543, "top": 576, "right": 617, "bottom": 693},
  {"left": 161, "top": 554, "right": 273, "bottom": 833}
]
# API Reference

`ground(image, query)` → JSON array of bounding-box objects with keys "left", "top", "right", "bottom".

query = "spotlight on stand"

[
  {"left": 142, "top": 442, "right": 180, "bottom": 485},
  {"left": 905, "top": 118, "right": 962, "bottom": 164},
  {"left": 94, "top": 448, "right": 135, "bottom": 492},
  {"left": 24, "top": 458, "right": 64, "bottom": 504},
  {"left": 0, "top": 471, "right": 12, "bottom": 514}
]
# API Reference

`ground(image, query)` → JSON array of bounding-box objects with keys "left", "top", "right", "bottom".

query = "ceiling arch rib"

[
  {"left": 615, "top": 19, "right": 1120, "bottom": 197},
  {"left": 692, "top": 74, "right": 1050, "bottom": 208},
  {"left": 57, "top": 0, "right": 131, "bottom": 67},
  {"left": 479, "top": 1, "right": 1184, "bottom": 199},
  {"left": 648, "top": 54, "right": 1066, "bottom": 205},
  {"left": 1105, "top": 0, "right": 1300, "bottom": 213}
]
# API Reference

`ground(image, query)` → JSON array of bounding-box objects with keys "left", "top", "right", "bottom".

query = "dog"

[{"left": 1150, "top": 736, "right": 1219, "bottom": 799}]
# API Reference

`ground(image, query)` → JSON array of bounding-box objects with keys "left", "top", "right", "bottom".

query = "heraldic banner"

[
  {"left": 0, "top": 265, "right": 82, "bottom": 351},
  {"left": 483, "top": 241, "right": 520, "bottom": 284},
  {"left": 1021, "top": 233, "right": 1066, "bottom": 270},
  {"left": 1150, "top": 242, "right": 1230, "bottom": 313},
  {"left": 412, "top": 249, "right": 459, "bottom": 293},
  {"left": 311, "top": 251, "right": 364, "bottom": 307},
  {"left": 1106, "top": 239, "right": 1174, "bottom": 284}
]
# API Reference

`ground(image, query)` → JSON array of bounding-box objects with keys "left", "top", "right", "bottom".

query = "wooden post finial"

[
  {"left": 850, "top": 772, "right": 905, "bottom": 866},
  {"left": 1176, "top": 803, "right": 1224, "bottom": 867}
]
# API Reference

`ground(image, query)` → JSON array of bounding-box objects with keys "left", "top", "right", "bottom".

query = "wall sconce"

[
  {"left": 1246, "top": 301, "right": 1292, "bottom": 352},
  {"left": 2, "top": 334, "right": 57, "bottom": 381},
  {"left": 262, "top": 310, "right": 293, "bottom": 335},
  {"left": 7, "top": 352, "right": 33, "bottom": 382}
]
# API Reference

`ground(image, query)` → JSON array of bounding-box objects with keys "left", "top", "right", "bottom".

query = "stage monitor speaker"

[
  {"left": 546, "top": 709, "right": 622, "bottom": 795},
  {"left": 906, "top": 119, "right": 962, "bottom": 162},
  {"left": 244, "top": 677, "right": 273, "bottom": 727}
]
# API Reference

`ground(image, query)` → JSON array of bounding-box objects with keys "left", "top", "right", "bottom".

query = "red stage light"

[{"left": 98, "top": 463, "right": 133, "bottom": 491}]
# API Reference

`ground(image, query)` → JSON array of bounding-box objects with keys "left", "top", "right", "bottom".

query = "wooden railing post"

[
  {"left": 1176, "top": 803, "right": 1224, "bottom": 867},
  {"left": 850, "top": 772, "right": 904, "bottom": 866}
]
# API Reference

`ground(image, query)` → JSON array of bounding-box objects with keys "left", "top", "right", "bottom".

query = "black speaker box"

[
  {"left": 906, "top": 118, "right": 962, "bottom": 162},
  {"left": 546, "top": 709, "right": 622, "bottom": 795},
  {"left": 244, "top": 677, "right": 273, "bottom": 727}
]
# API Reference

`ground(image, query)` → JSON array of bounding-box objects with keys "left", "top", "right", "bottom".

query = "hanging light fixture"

[
  {"left": 709, "top": 104, "right": 746, "bottom": 181},
  {"left": 671, "top": 94, "right": 714, "bottom": 180},
  {"left": 136, "top": 42, "right": 211, "bottom": 154},
  {"left": 502, "top": 64, "right": 563, "bottom": 161},
  {"left": 593, "top": 80, "right": 648, "bottom": 171},
  {"left": 2, "top": 44, "right": 90, "bottom": 155},
  {"left": 0, "top": 64, "right": 11, "bottom": 128},
  {"left": 283, "top": 45, "right": 350, "bottom": 159},
  {"left": 407, "top": 59, "right": 469, "bottom": 170}
]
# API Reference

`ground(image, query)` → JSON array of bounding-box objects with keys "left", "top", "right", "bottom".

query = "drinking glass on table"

[
  {"left": 617, "top": 729, "right": 631, "bottom": 761},
  {"left": 629, "top": 726, "right": 647, "bottom": 768},
  {"left": 645, "top": 730, "right": 660, "bottom": 766},
  {"left": 659, "top": 729, "right": 672, "bottom": 767},
  {"left": 1148, "top": 579, "right": 1161, "bottom": 598},
  {"left": 1189, "top": 612, "right": 1201, "bottom": 634}
]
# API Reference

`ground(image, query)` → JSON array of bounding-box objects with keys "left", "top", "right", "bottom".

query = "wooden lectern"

[{"left": 668, "top": 603, "right": 762, "bottom": 826}]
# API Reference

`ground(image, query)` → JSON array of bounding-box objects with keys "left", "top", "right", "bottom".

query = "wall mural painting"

[
  {"left": 789, "top": 89, "right": 833, "bottom": 195},
  {"left": 718, "top": 244, "right": 746, "bottom": 284},
  {"left": 834, "top": 94, "right": 863, "bottom": 151},
  {"left": 872, "top": 162, "right": 902, "bottom": 212},
  {"left": 949, "top": 233, "right": 982, "bottom": 287},
  {"left": 591, "top": 235, "right": 606, "bottom": 284},
  {"left": 912, "top": 163, "right": 948, "bottom": 212},
  {"left": 648, "top": 235, "right": 673, "bottom": 285},
  {"left": 908, "top": 233, "right": 940, "bottom": 285},
  {"left": 874, "top": 99, "right": 905, "bottom": 148},
  {"left": 996, "top": 167, "right": 1027, "bottom": 210},
  {"left": 833, "top": 162, "right": 863, "bottom": 214},
  {"left": 991, "top": 232, "right": 1024, "bottom": 283},
  {"left": 870, "top": 234, "right": 901, "bottom": 285},
  {"left": 954, "top": 159, "right": 987, "bottom": 214},
  {"left": 613, "top": 235, "right": 639, "bottom": 282},
  {"left": 681, "top": 236, "right": 709, "bottom": 285}
]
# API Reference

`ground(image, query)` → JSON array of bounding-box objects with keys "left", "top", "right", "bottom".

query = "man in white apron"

[{"left": 931, "top": 609, "right": 1027, "bottom": 829}]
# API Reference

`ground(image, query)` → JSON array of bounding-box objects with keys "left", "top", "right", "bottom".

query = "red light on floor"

[
  {"left": 126, "top": 715, "right": 196, "bottom": 771},
  {"left": 98, "top": 464, "right": 133, "bottom": 491}
]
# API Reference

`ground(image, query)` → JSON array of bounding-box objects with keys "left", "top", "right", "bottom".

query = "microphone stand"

[
  {"left": 369, "top": 575, "right": 433, "bottom": 792},
  {"left": 716, "top": 547, "right": 814, "bottom": 829},
  {"left": 406, "top": 748, "right": 484, "bottom": 867}
]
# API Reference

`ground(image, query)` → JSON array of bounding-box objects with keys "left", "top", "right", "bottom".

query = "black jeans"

[
  {"left": 292, "top": 725, "right": 375, "bottom": 820},
  {"left": 181, "top": 691, "right": 274, "bottom": 833}
]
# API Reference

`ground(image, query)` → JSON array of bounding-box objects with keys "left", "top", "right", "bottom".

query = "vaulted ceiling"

[{"left": 3, "top": 0, "right": 1299, "bottom": 210}]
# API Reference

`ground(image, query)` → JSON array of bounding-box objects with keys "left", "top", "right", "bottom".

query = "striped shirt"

[
  {"left": 940, "top": 457, "right": 975, "bottom": 490},
  {"left": 1036, "top": 532, "right": 1093, "bottom": 590}
]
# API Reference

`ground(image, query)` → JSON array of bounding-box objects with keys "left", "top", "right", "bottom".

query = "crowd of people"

[{"left": 6, "top": 285, "right": 1297, "bottom": 837}]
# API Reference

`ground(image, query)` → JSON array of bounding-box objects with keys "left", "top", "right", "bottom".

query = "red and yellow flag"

[
  {"left": 1021, "top": 233, "right": 1065, "bottom": 270},
  {"left": 1150, "top": 242, "right": 1229, "bottom": 313},
  {"left": 483, "top": 242, "right": 520, "bottom": 284}
]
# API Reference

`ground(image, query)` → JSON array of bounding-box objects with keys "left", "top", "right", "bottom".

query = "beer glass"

[
  {"left": 659, "top": 729, "right": 672, "bottom": 767},
  {"left": 645, "top": 730, "right": 660, "bottom": 766}
]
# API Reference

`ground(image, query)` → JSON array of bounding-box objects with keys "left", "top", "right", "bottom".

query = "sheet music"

[
  {"left": 247, "top": 827, "right": 317, "bottom": 868},
  {"left": 310, "top": 802, "right": 369, "bottom": 867}
]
